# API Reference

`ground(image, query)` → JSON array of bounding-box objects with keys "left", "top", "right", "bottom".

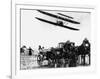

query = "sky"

[{"left": 21, "top": 9, "right": 91, "bottom": 50}]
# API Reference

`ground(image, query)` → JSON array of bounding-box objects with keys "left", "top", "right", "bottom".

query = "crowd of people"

[{"left": 20, "top": 38, "right": 91, "bottom": 68}]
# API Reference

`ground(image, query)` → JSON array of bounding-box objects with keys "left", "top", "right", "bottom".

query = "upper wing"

[
  {"left": 37, "top": 10, "right": 80, "bottom": 24},
  {"left": 35, "top": 17, "right": 79, "bottom": 31}
]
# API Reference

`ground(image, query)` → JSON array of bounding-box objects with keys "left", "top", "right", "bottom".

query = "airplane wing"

[
  {"left": 35, "top": 17, "right": 79, "bottom": 31},
  {"left": 37, "top": 10, "right": 80, "bottom": 24},
  {"left": 57, "top": 13, "right": 73, "bottom": 19}
]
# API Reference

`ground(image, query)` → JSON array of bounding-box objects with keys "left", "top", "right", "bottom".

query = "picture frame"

[{"left": 11, "top": 2, "right": 96, "bottom": 79}]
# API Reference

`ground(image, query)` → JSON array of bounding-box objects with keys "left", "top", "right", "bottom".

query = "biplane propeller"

[{"left": 35, "top": 10, "right": 80, "bottom": 31}]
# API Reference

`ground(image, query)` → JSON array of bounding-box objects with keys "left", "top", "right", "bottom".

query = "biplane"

[{"left": 35, "top": 10, "right": 80, "bottom": 31}]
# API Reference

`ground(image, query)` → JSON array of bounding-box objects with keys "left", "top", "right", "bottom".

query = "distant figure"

[
  {"left": 28, "top": 47, "right": 32, "bottom": 56},
  {"left": 38, "top": 45, "right": 42, "bottom": 52},
  {"left": 20, "top": 48, "right": 24, "bottom": 53},
  {"left": 20, "top": 45, "right": 27, "bottom": 54},
  {"left": 78, "top": 38, "right": 90, "bottom": 66}
]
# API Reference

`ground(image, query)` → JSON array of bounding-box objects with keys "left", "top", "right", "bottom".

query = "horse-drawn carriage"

[{"left": 37, "top": 41, "right": 79, "bottom": 68}]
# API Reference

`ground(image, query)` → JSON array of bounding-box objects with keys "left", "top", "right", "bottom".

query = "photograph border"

[{"left": 11, "top": 3, "right": 96, "bottom": 79}]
